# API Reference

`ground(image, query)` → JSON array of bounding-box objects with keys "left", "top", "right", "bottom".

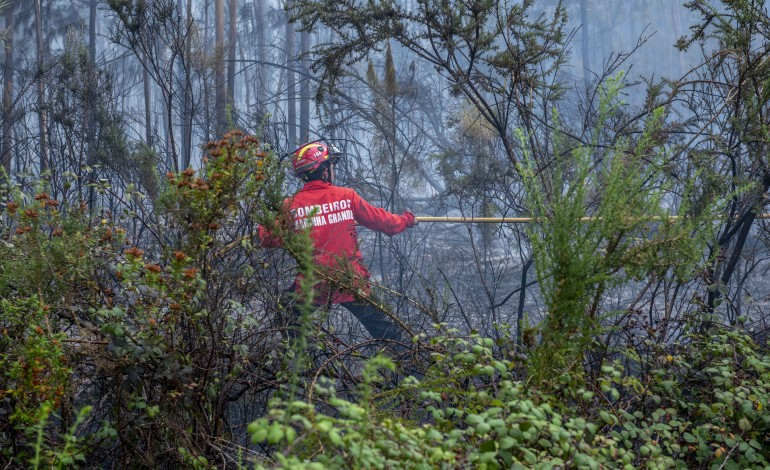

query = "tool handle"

[{"left": 414, "top": 214, "right": 770, "bottom": 223}]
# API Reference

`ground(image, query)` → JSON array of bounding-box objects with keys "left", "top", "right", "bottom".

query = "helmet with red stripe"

[{"left": 292, "top": 142, "right": 342, "bottom": 178}]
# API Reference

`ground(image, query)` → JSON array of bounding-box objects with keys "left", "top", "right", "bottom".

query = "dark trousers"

[
  {"left": 340, "top": 301, "right": 404, "bottom": 343},
  {"left": 287, "top": 297, "right": 404, "bottom": 344}
]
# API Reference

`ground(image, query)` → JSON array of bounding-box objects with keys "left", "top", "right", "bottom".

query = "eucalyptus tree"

[
  {"left": 227, "top": 0, "right": 237, "bottom": 115},
  {"left": 34, "top": 0, "right": 48, "bottom": 174},
  {"left": 288, "top": 0, "right": 572, "bottom": 207},
  {"left": 290, "top": 0, "right": 568, "bottom": 172},
  {"left": 179, "top": 0, "right": 193, "bottom": 167},
  {"left": 108, "top": 0, "right": 208, "bottom": 170},
  {"left": 285, "top": 0, "right": 297, "bottom": 146},
  {"left": 675, "top": 0, "right": 770, "bottom": 326},
  {"left": 0, "top": 0, "right": 109, "bottom": 188},
  {"left": 1, "top": 0, "right": 14, "bottom": 179},
  {"left": 299, "top": 26, "right": 311, "bottom": 142},
  {"left": 215, "top": 0, "right": 227, "bottom": 135}
]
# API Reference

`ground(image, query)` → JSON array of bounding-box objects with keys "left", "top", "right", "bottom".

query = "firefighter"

[{"left": 259, "top": 141, "right": 416, "bottom": 346}]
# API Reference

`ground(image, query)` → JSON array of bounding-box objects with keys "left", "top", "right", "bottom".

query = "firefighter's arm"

[{"left": 351, "top": 191, "right": 416, "bottom": 235}]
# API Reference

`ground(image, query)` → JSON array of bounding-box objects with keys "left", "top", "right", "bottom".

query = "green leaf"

[
  {"left": 738, "top": 417, "right": 751, "bottom": 431},
  {"left": 479, "top": 440, "right": 496, "bottom": 452},
  {"left": 251, "top": 428, "right": 267, "bottom": 443},
  {"left": 267, "top": 425, "right": 283, "bottom": 444},
  {"left": 521, "top": 448, "right": 536, "bottom": 464},
  {"left": 285, "top": 427, "right": 297, "bottom": 444},
  {"left": 476, "top": 422, "right": 491, "bottom": 435},
  {"left": 499, "top": 437, "right": 516, "bottom": 450},
  {"left": 467, "top": 414, "right": 483, "bottom": 426}
]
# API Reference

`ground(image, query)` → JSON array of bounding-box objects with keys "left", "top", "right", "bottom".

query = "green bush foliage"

[
  {"left": 250, "top": 327, "right": 770, "bottom": 469},
  {"left": 1, "top": 129, "right": 768, "bottom": 468},
  {"left": 1, "top": 131, "right": 287, "bottom": 466}
]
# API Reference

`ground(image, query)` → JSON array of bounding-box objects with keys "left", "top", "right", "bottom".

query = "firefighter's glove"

[{"left": 403, "top": 210, "right": 417, "bottom": 228}]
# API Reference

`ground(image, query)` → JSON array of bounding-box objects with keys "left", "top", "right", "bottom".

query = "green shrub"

[
  {"left": 517, "top": 76, "right": 729, "bottom": 387},
  {"left": 249, "top": 326, "right": 769, "bottom": 469},
  {"left": 1, "top": 132, "right": 287, "bottom": 466},
  {"left": 2, "top": 129, "right": 768, "bottom": 468}
]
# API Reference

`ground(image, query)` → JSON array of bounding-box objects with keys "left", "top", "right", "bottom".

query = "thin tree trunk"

[
  {"left": 173, "top": 0, "right": 190, "bottom": 171},
  {"left": 241, "top": 42, "right": 251, "bottom": 118},
  {"left": 285, "top": 1, "right": 296, "bottom": 147},
  {"left": 299, "top": 28, "right": 310, "bottom": 142},
  {"left": 143, "top": 65, "right": 153, "bottom": 146},
  {"left": 203, "top": 1, "right": 212, "bottom": 139},
  {"left": 89, "top": 0, "right": 97, "bottom": 61},
  {"left": 85, "top": 0, "right": 98, "bottom": 213},
  {"left": 580, "top": 0, "right": 590, "bottom": 85},
  {"left": 183, "top": 0, "right": 193, "bottom": 168},
  {"left": 255, "top": 0, "right": 267, "bottom": 118},
  {"left": 215, "top": 0, "right": 227, "bottom": 135},
  {"left": 1, "top": 0, "right": 15, "bottom": 178},
  {"left": 35, "top": 0, "right": 49, "bottom": 176},
  {"left": 158, "top": 39, "right": 171, "bottom": 154},
  {"left": 516, "top": 258, "right": 533, "bottom": 348},
  {"left": 227, "top": 0, "right": 237, "bottom": 118},
  {"left": 246, "top": 3, "right": 256, "bottom": 119},
  {"left": 86, "top": 0, "right": 98, "bottom": 167}
]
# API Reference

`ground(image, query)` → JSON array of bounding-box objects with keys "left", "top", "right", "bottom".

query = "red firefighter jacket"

[{"left": 259, "top": 180, "right": 412, "bottom": 304}]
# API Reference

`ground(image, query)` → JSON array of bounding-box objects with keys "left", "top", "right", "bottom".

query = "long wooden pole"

[
  {"left": 414, "top": 214, "right": 770, "bottom": 223},
  {"left": 219, "top": 213, "right": 770, "bottom": 254},
  {"left": 416, "top": 216, "right": 536, "bottom": 223}
]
